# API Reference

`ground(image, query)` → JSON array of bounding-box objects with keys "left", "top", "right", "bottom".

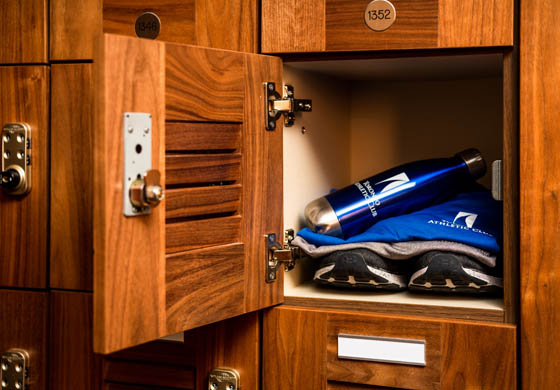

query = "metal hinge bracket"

[
  {"left": 265, "top": 83, "right": 312, "bottom": 130},
  {"left": 1, "top": 349, "right": 29, "bottom": 390},
  {"left": 208, "top": 367, "right": 240, "bottom": 390},
  {"left": 266, "top": 229, "right": 301, "bottom": 283}
]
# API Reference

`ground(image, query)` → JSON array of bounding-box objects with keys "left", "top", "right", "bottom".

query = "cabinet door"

[{"left": 94, "top": 34, "right": 283, "bottom": 354}]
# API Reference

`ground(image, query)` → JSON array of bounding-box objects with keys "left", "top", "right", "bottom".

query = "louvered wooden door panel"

[{"left": 94, "top": 34, "right": 284, "bottom": 354}]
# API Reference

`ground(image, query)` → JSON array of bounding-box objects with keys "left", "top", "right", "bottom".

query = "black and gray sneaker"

[
  {"left": 314, "top": 249, "right": 409, "bottom": 290},
  {"left": 408, "top": 251, "right": 502, "bottom": 294}
]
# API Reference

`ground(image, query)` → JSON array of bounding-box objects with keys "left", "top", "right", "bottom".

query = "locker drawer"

[
  {"left": 262, "top": 0, "right": 514, "bottom": 53},
  {"left": 263, "top": 306, "right": 516, "bottom": 390}
]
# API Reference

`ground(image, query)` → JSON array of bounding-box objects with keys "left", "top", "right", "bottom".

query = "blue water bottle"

[{"left": 304, "top": 149, "right": 486, "bottom": 239}]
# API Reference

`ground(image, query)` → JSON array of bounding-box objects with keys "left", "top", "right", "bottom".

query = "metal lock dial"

[{"left": 1, "top": 123, "right": 31, "bottom": 196}]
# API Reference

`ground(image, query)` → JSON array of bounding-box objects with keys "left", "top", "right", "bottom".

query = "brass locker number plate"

[
  {"left": 208, "top": 367, "right": 240, "bottom": 390},
  {"left": 364, "top": 0, "right": 396, "bottom": 32}
]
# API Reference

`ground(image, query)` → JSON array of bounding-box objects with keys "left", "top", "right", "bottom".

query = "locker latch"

[
  {"left": 1, "top": 349, "right": 30, "bottom": 390},
  {"left": 266, "top": 229, "right": 301, "bottom": 283},
  {"left": 265, "top": 83, "right": 312, "bottom": 130},
  {"left": 1, "top": 123, "right": 32, "bottom": 196},
  {"left": 208, "top": 367, "right": 240, "bottom": 390}
]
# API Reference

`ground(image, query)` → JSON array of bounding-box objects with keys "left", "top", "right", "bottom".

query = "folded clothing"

[
  {"left": 293, "top": 235, "right": 497, "bottom": 267},
  {"left": 298, "top": 190, "right": 502, "bottom": 255}
]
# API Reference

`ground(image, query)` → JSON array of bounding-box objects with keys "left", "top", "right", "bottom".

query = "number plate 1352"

[{"left": 364, "top": 0, "right": 396, "bottom": 32}]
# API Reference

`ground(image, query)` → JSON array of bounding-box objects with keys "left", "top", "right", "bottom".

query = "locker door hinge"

[
  {"left": 266, "top": 229, "right": 301, "bottom": 283},
  {"left": 265, "top": 83, "right": 312, "bottom": 130}
]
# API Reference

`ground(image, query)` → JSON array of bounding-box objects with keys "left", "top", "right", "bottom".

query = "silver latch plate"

[
  {"left": 492, "top": 160, "right": 502, "bottom": 201},
  {"left": 1, "top": 349, "right": 29, "bottom": 390},
  {"left": 123, "top": 113, "right": 152, "bottom": 217},
  {"left": 2, "top": 123, "right": 32, "bottom": 195},
  {"left": 208, "top": 367, "right": 240, "bottom": 390}
]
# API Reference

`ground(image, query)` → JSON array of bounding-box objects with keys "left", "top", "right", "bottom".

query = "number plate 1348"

[{"left": 364, "top": 0, "right": 396, "bottom": 32}]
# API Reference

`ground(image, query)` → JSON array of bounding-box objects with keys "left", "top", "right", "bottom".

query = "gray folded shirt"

[{"left": 292, "top": 236, "right": 497, "bottom": 267}]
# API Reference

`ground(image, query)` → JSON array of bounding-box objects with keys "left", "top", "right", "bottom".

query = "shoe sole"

[
  {"left": 314, "top": 257, "right": 407, "bottom": 291},
  {"left": 408, "top": 255, "right": 502, "bottom": 294}
]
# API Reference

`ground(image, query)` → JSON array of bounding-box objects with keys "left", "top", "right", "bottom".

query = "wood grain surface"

[
  {"left": 166, "top": 43, "right": 245, "bottom": 122},
  {"left": 50, "top": 292, "right": 101, "bottom": 390},
  {"left": 242, "top": 53, "right": 285, "bottom": 312},
  {"left": 0, "top": 66, "right": 49, "bottom": 288},
  {"left": 165, "top": 153, "right": 241, "bottom": 186},
  {"left": 166, "top": 243, "right": 245, "bottom": 333},
  {"left": 326, "top": 0, "right": 438, "bottom": 51},
  {"left": 166, "top": 122, "right": 241, "bottom": 152},
  {"left": 166, "top": 215, "right": 241, "bottom": 253},
  {"left": 263, "top": 307, "right": 328, "bottom": 390},
  {"left": 327, "top": 312, "right": 441, "bottom": 389},
  {"left": 50, "top": 0, "right": 101, "bottom": 60},
  {"left": 328, "top": 383, "right": 395, "bottom": 390},
  {"left": 438, "top": 0, "right": 513, "bottom": 48},
  {"left": 103, "top": 0, "right": 258, "bottom": 53},
  {"left": 0, "top": 290, "right": 48, "bottom": 390},
  {"left": 166, "top": 184, "right": 241, "bottom": 219},
  {"left": 103, "top": 359, "right": 194, "bottom": 389},
  {"left": 261, "top": 0, "right": 325, "bottom": 53},
  {"left": 185, "top": 312, "right": 260, "bottom": 390},
  {"left": 50, "top": 63, "right": 94, "bottom": 291},
  {"left": 94, "top": 34, "right": 166, "bottom": 354},
  {"left": 0, "top": 0, "right": 47, "bottom": 63},
  {"left": 520, "top": 0, "right": 560, "bottom": 388},
  {"left": 441, "top": 322, "right": 516, "bottom": 389}
]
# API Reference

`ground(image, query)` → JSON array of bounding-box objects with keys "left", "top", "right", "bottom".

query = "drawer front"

[
  {"left": 264, "top": 306, "right": 517, "bottom": 390},
  {"left": 262, "top": 0, "right": 513, "bottom": 53}
]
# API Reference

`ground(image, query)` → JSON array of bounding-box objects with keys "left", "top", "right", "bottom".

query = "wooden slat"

[
  {"left": 186, "top": 312, "right": 260, "bottom": 390},
  {"left": 165, "top": 154, "right": 241, "bottom": 186},
  {"left": 327, "top": 312, "right": 441, "bottom": 389},
  {"left": 50, "top": 292, "right": 101, "bottom": 390},
  {"left": 263, "top": 307, "right": 328, "bottom": 390},
  {"left": 166, "top": 243, "right": 245, "bottom": 333},
  {"left": 261, "top": 0, "right": 325, "bottom": 53},
  {"left": 103, "top": 0, "right": 196, "bottom": 45},
  {"left": 195, "top": 0, "right": 258, "bottom": 53},
  {"left": 108, "top": 340, "right": 196, "bottom": 367},
  {"left": 0, "top": 291, "right": 48, "bottom": 390},
  {"left": 166, "top": 215, "right": 241, "bottom": 253},
  {"left": 242, "top": 53, "right": 285, "bottom": 312},
  {"left": 50, "top": 63, "right": 94, "bottom": 291},
  {"left": 166, "top": 43, "right": 245, "bottom": 122},
  {"left": 0, "top": 0, "right": 47, "bottom": 63},
  {"left": 166, "top": 184, "right": 241, "bottom": 219},
  {"left": 438, "top": 0, "right": 513, "bottom": 48},
  {"left": 520, "top": 0, "right": 560, "bottom": 388},
  {"left": 325, "top": 0, "right": 438, "bottom": 52},
  {"left": 0, "top": 66, "right": 49, "bottom": 288},
  {"left": 103, "top": 360, "right": 194, "bottom": 389},
  {"left": 94, "top": 34, "right": 166, "bottom": 354},
  {"left": 441, "top": 322, "right": 516, "bottom": 389},
  {"left": 166, "top": 122, "right": 241, "bottom": 152},
  {"left": 50, "top": 0, "right": 101, "bottom": 60}
]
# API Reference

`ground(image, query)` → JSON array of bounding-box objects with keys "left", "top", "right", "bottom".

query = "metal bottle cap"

[
  {"left": 455, "top": 148, "right": 486, "bottom": 179},
  {"left": 304, "top": 197, "right": 343, "bottom": 238}
]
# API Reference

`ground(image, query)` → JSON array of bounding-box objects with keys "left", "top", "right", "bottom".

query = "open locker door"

[{"left": 94, "top": 33, "right": 284, "bottom": 354}]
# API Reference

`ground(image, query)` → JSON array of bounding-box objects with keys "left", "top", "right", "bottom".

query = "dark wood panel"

[
  {"left": 50, "top": 0, "right": 101, "bottom": 60},
  {"left": 108, "top": 340, "right": 196, "bottom": 367},
  {"left": 520, "top": 0, "right": 560, "bottom": 388},
  {"left": 328, "top": 383, "right": 395, "bottom": 390},
  {"left": 441, "top": 322, "right": 516, "bottom": 389},
  {"left": 0, "top": 0, "right": 47, "bottom": 63},
  {"left": 327, "top": 312, "right": 441, "bottom": 389},
  {"left": 50, "top": 63, "right": 94, "bottom": 291},
  {"left": 0, "top": 66, "right": 49, "bottom": 288},
  {"left": 325, "top": 0, "right": 438, "bottom": 51},
  {"left": 166, "top": 243, "right": 245, "bottom": 334},
  {"left": 94, "top": 34, "right": 166, "bottom": 354},
  {"left": 50, "top": 292, "right": 101, "bottom": 390},
  {"left": 166, "top": 122, "right": 241, "bottom": 152},
  {"left": 185, "top": 312, "right": 260, "bottom": 390},
  {"left": 438, "top": 0, "right": 513, "bottom": 47},
  {"left": 263, "top": 307, "right": 328, "bottom": 390},
  {"left": 103, "top": 359, "right": 194, "bottom": 389},
  {"left": 166, "top": 43, "right": 245, "bottom": 122},
  {"left": 166, "top": 215, "right": 241, "bottom": 253},
  {"left": 166, "top": 184, "right": 241, "bottom": 219},
  {"left": 165, "top": 154, "right": 241, "bottom": 186},
  {"left": 0, "top": 290, "right": 48, "bottom": 390},
  {"left": 104, "top": 384, "right": 181, "bottom": 390},
  {"left": 261, "top": 0, "right": 325, "bottom": 53},
  {"left": 242, "top": 53, "right": 285, "bottom": 312}
]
